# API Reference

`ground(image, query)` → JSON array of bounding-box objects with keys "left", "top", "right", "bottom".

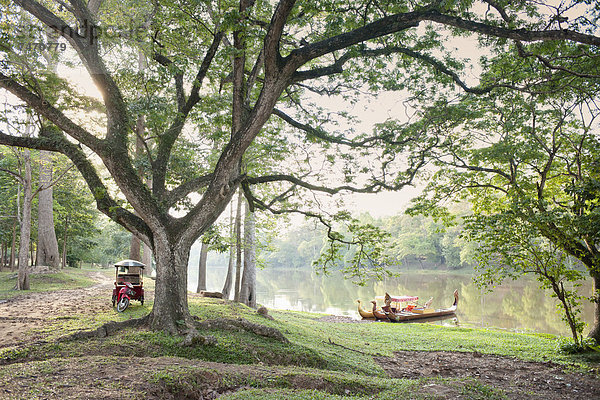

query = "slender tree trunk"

[
  {"left": 10, "top": 216, "right": 16, "bottom": 271},
  {"left": 128, "top": 49, "right": 148, "bottom": 264},
  {"left": 61, "top": 214, "right": 69, "bottom": 268},
  {"left": 196, "top": 241, "right": 208, "bottom": 293},
  {"left": 129, "top": 235, "right": 141, "bottom": 261},
  {"left": 30, "top": 245, "right": 35, "bottom": 267},
  {"left": 17, "top": 149, "right": 33, "bottom": 290},
  {"left": 36, "top": 46, "right": 61, "bottom": 269},
  {"left": 222, "top": 197, "right": 236, "bottom": 299},
  {"left": 233, "top": 190, "right": 243, "bottom": 302},
  {"left": 240, "top": 200, "right": 256, "bottom": 308},
  {"left": 36, "top": 150, "right": 60, "bottom": 268},
  {"left": 588, "top": 271, "right": 600, "bottom": 342}
]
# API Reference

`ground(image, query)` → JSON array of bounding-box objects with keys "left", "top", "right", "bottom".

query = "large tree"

[
  {"left": 409, "top": 66, "right": 600, "bottom": 339},
  {"left": 1, "top": 0, "right": 599, "bottom": 334}
]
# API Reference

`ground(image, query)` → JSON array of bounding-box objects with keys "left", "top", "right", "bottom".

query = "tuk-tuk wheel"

[
  {"left": 140, "top": 296, "right": 144, "bottom": 305},
  {"left": 117, "top": 297, "right": 130, "bottom": 312},
  {"left": 111, "top": 295, "right": 116, "bottom": 307}
]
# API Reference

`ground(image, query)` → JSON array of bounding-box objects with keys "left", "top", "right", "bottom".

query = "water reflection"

[{"left": 188, "top": 266, "right": 594, "bottom": 336}]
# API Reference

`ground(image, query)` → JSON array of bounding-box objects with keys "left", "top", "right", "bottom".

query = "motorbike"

[
  {"left": 115, "top": 282, "right": 136, "bottom": 312},
  {"left": 111, "top": 259, "right": 145, "bottom": 312}
]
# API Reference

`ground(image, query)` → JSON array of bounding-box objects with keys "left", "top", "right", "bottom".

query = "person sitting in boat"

[{"left": 423, "top": 297, "right": 433, "bottom": 309}]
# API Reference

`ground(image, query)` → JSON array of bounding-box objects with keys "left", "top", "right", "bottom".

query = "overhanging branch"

[{"left": 0, "top": 72, "right": 104, "bottom": 152}]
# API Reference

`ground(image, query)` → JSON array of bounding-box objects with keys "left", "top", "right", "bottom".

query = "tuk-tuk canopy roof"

[{"left": 114, "top": 259, "right": 146, "bottom": 268}]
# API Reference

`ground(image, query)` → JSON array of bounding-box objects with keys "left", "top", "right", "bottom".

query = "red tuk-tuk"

[{"left": 112, "top": 259, "right": 145, "bottom": 312}]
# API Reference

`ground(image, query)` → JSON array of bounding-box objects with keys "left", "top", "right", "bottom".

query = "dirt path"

[
  {"left": 0, "top": 271, "right": 114, "bottom": 348},
  {"left": 376, "top": 350, "right": 600, "bottom": 399}
]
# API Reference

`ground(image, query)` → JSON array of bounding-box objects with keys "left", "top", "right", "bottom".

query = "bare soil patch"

[
  {"left": 376, "top": 350, "right": 600, "bottom": 399},
  {"left": 0, "top": 271, "right": 115, "bottom": 348}
]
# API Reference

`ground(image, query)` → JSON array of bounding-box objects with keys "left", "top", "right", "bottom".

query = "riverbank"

[{"left": 0, "top": 269, "right": 599, "bottom": 399}]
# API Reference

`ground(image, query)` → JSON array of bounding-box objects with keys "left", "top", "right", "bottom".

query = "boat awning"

[{"left": 375, "top": 295, "right": 419, "bottom": 302}]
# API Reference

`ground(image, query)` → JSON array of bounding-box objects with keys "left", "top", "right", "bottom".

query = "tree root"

[
  {"left": 196, "top": 318, "right": 289, "bottom": 343},
  {"left": 56, "top": 314, "right": 287, "bottom": 346},
  {"left": 181, "top": 327, "right": 217, "bottom": 347},
  {"left": 326, "top": 337, "right": 375, "bottom": 355},
  {"left": 257, "top": 306, "right": 274, "bottom": 320},
  {"left": 58, "top": 314, "right": 150, "bottom": 342}
]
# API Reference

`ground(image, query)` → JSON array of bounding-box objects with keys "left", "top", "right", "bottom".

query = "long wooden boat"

[
  {"left": 383, "top": 290, "right": 458, "bottom": 322},
  {"left": 356, "top": 300, "right": 374, "bottom": 319},
  {"left": 371, "top": 300, "right": 389, "bottom": 321}
]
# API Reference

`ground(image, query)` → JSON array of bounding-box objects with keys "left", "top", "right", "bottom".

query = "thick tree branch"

[
  {"left": 166, "top": 173, "right": 214, "bottom": 208},
  {"left": 263, "top": 0, "right": 296, "bottom": 77},
  {"left": 425, "top": 10, "right": 600, "bottom": 46},
  {"left": 484, "top": 0, "right": 600, "bottom": 79},
  {"left": 273, "top": 108, "right": 399, "bottom": 148},
  {"left": 152, "top": 31, "right": 223, "bottom": 197},
  {"left": 15, "top": 0, "right": 130, "bottom": 145},
  {"left": 0, "top": 72, "right": 104, "bottom": 152},
  {"left": 286, "top": 9, "right": 600, "bottom": 74}
]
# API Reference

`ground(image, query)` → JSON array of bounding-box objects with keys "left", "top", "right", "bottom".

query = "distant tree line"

[{"left": 263, "top": 209, "right": 477, "bottom": 271}]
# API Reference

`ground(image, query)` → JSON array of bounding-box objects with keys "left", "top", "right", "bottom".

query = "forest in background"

[
  {"left": 0, "top": 146, "right": 474, "bottom": 273},
  {"left": 202, "top": 208, "right": 477, "bottom": 271}
]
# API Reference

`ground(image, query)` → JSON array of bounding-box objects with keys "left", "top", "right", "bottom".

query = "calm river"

[{"left": 188, "top": 266, "right": 595, "bottom": 337}]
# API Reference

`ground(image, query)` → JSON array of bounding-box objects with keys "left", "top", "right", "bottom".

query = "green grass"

[
  {"left": 0, "top": 268, "right": 96, "bottom": 300},
  {"left": 5, "top": 290, "right": 600, "bottom": 375},
  {"left": 188, "top": 297, "right": 600, "bottom": 372},
  {"left": 5, "top": 290, "right": 599, "bottom": 372},
  {"left": 0, "top": 268, "right": 599, "bottom": 399}
]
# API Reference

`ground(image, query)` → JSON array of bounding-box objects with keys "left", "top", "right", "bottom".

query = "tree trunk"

[
  {"left": 36, "top": 43, "right": 61, "bottom": 269},
  {"left": 588, "top": 271, "right": 600, "bottom": 342},
  {"left": 148, "top": 237, "right": 193, "bottom": 333},
  {"left": 36, "top": 150, "right": 61, "bottom": 268},
  {"left": 17, "top": 149, "right": 33, "bottom": 290},
  {"left": 61, "top": 214, "right": 69, "bottom": 268},
  {"left": 10, "top": 216, "right": 16, "bottom": 271},
  {"left": 129, "top": 234, "right": 141, "bottom": 261},
  {"left": 222, "top": 196, "right": 236, "bottom": 299},
  {"left": 240, "top": 200, "right": 256, "bottom": 308},
  {"left": 129, "top": 49, "right": 147, "bottom": 265},
  {"left": 233, "top": 190, "right": 243, "bottom": 302},
  {"left": 196, "top": 241, "right": 208, "bottom": 293},
  {"left": 142, "top": 242, "right": 152, "bottom": 269}
]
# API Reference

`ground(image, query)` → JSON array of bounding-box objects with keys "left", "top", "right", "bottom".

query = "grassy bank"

[
  {"left": 0, "top": 270, "right": 599, "bottom": 399},
  {"left": 0, "top": 268, "right": 96, "bottom": 300}
]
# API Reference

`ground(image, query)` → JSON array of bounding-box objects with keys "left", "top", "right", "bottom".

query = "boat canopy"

[{"left": 375, "top": 295, "right": 419, "bottom": 302}]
